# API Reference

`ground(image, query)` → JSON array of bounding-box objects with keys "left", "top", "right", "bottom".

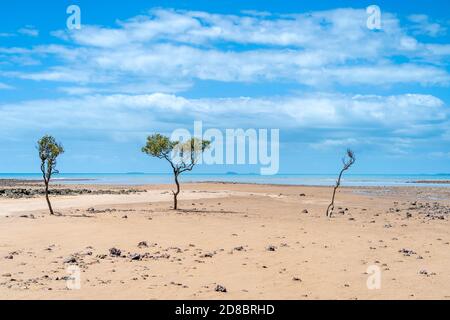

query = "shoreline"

[{"left": 1, "top": 177, "right": 450, "bottom": 189}]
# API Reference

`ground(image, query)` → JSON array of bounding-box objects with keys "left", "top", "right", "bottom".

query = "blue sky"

[{"left": 1, "top": 0, "right": 450, "bottom": 174}]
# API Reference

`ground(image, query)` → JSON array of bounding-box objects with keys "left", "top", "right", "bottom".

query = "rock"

[
  {"left": 130, "top": 253, "right": 141, "bottom": 261},
  {"left": 122, "top": 215, "right": 128, "bottom": 219},
  {"left": 63, "top": 256, "right": 77, "bottom": 264},
  {"left": 399, "top": 248, "right": 416, "bottom": 256},
  {"left": 200, "top": 253, "right": 214, "bottom": 258},
  {"left": 299, "top": 193, "right": 306, "bottom": 197},
  {"left": 4, "top": 255, "right": 13, "bottom": 260},
  {"left": 233, "top": 246, "right": 244, "bottom": 251},
  {"left": 215, "top": 284, "right": 227, "bottom": 293},
  {"left": 109, "top": 247, "right": 122, "bottom": 257},
  {"left": 302, "top": 209, "right": 309, "bottom": 214},
  {"left": 86, "top": 207, "right": 95, "bottom": 213},
  {"left": 266, "top": 245, "right": 277, "bottom": 252},
  {"left": 137, "top": 241, "right": 148, "bottom": 248},
  {"left": 292, "top": 277, "right": 302, "bottom": 282}
]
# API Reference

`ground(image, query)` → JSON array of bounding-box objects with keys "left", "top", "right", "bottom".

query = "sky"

[{"left": 1, "top": 0, "right": 450, "bottom": 174}]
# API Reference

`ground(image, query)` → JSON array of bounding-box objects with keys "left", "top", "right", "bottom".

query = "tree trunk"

[
  {"left": 326, "top": 185, "right": 338, "bottom": 217},
  {"left": 326, "top": 169, "right": 344, "bottom": 218},
  {"left": 45, "top": 181, "right": 54, "bottom": 215},
  {"left": 173, "top": 172, "right": 180, "bottom": 210}
]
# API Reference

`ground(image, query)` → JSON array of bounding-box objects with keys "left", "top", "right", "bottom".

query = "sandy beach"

[{"left": 0, "top": 181, "right": 448, "bottom": 300}]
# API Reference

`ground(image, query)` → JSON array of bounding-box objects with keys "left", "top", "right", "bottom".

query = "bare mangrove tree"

[
  {"left": 142, "top": 134, "right": 210, "bottom": 210},
  {"left": 326, "top": 149, "right": 356, "bottom": 218},
  {"left": 37, "top": 135, "right": 64, "bottom": 215}
]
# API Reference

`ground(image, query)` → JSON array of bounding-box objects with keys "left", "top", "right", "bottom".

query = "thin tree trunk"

[
  {"left": 173, "top": 172, "right": 180, "bottom": 210},
  {"left": 45, "top": 181, "right": 54, "bottom": 215},
  {"left": 326, "top": 169, "right": 344, "bottom": 217}
]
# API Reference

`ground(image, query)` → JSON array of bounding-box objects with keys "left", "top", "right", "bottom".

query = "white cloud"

[
  {"left": 2, "top": 8, "right": 449, "bottom": 88},
  {"left": 408, "top": 14, "right": 447, "bottom": 37},
  {"left": 0, "top": 92, "right": 446, "bottom": 138},
  {"left": 17, "top": 26, "right": 39, "bottom": 37},
  {"left": 0, "top": 83, "right": 14, "bottom": 90}
]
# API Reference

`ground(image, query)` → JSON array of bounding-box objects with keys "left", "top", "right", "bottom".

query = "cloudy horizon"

[{"left": 1, "top": 1, "right": 450, "bottom": 174}]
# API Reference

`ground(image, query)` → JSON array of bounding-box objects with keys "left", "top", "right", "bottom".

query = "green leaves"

[
  {"left": 38, "top": 135, "right": 64, "bottom": 160},
  {"left": 142, "top": 134, "right": 211, "bottom": 173},
  {"left": 141, "top": 134, "right": 176, "bottom": 158},
  {"left": 37, "top": 135, "right": 64, "bottom": 181}
]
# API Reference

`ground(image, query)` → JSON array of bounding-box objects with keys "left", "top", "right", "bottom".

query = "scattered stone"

[
  {"left": 215, "top": 284, "right": 227, "bottom": 293},
  {"left": 130, "top": 253, "right": 142, "bottom": 261},
  {"left": 200, "top": 253, "right": 214, "bottom": 258},
  {"left": 399, "top": 248, "right": 416, "bottom": 256},
  {"left": 63, "top": 256, "right": 77, "bottom": 264},
  {"left": 109, "top": 248, "right": 122, "bottom": 257},
  {"left": 419, "top": 269, "right": 436, "bottom": 276},
  {"left": 137, "top": 241, "right": 148, "bottom": 248}
]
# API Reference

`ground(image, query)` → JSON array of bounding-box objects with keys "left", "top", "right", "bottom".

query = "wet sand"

[{"left": 0, "top": 182, "right": 449, "bottom": 300}]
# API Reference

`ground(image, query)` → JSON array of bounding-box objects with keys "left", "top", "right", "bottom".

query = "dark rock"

[
  {"left": 130, "top": 253, "right": 141, "bottom": 261},
  {"left": 399, "top": 248, "right": 416, "bottom": 256},
  {"left": 137, "top": 241, "right": 148, "bottom": 248},
  {"left": 109, "top": 247, "right": 122, "bottom": 257},
  {"left": 215, "top": 284, "right": 227, "bottom": 293},
  {"left": 63, "top": 256, "right": 77, "bottom": 264}
]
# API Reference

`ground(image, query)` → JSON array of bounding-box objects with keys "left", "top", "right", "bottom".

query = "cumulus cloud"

[
  {"left": 0, "top": 93, "right": 446, "bottom": 142},
  {"left": 1, "top": 8, "right": 450, "bottom": 88},
  {"left": 17, "top": 26, "right": 39, "bottom": 37},
  {"left": 408, "top": 14, "right": 447, "bottom": 37}
]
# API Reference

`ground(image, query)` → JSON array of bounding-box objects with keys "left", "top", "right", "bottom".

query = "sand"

[{"left": 0, "top": 182, "right": 449, "bottom": 300}]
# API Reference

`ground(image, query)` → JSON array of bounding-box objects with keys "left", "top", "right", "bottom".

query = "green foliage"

[
  {"left": 141, "top": 134, "right": 176, "bottom": 159},
  {"left": 37, "top": 135, "right": 64, "bottom": 182},
  {"left": 142, "top": 134, "right": 210, "bottom": 173}
]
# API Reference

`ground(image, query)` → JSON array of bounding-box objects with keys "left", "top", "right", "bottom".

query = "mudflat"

[{"left": 0, "top": 182, "right": 449, "bottom": 299}]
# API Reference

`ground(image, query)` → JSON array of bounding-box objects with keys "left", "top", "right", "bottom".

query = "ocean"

[{"left": 1, "top": 173, "right": 450, "bottom": 187}]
